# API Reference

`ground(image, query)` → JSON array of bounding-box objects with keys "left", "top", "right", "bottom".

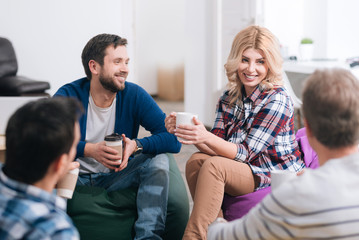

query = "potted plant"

[
  {"left": 299, "top": 37, "right": 314, "bottom": 61},
  {"left": 300, "top": 38, "right": 313, "bottom": 44}
]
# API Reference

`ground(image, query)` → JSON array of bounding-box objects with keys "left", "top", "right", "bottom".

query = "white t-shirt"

[{"left": 77, "top": 94, "right": 116, "bottom": 174}]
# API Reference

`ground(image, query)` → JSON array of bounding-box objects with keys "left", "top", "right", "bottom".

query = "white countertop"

[
  {"left": 283, "top": 60, "right": 359, "bottom": 79},
  {"left": 284, "top": 60, "right": 350, "bottom": 73}
]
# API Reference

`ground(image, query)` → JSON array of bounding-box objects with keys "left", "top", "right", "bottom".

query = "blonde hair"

[{"left": 224, "top": 25, "right": 283, "bottom": 105}]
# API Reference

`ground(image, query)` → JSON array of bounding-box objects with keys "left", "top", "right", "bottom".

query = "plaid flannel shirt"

[
  {"left": 211, "top": 85, "right": 304, "bottom": 189},
  {"left": 0, "top": 168, "right": 79, "bottom": 240}
]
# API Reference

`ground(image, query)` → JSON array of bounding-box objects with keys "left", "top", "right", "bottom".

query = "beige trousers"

[{"left": 183, "top": 152, "right": 256, "bottom": 240}]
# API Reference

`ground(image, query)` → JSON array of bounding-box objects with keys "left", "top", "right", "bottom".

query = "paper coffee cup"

[
  {"left": 270, "top": 170, "right": 297, "bottom": 190},
  {"left": 105, "top": 133, "right": 123, "bottom": 164},
  {"left": 57, "top": 167, "right": 79, "bottom": 199},
  {"left": 176, "top": 112, "right": 198, "bottom": 141}
]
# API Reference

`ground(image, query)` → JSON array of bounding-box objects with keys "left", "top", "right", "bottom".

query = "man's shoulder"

[
  {"left": 123, "top": 81, "right": 146, "bottom": 93},
  {"left": 121, "top": 82, "right": 151, "bottom": 99},
  {"left": 0, "top": 188, "right": 52, "bottom": 219},
  {"left": 61, "top": 77, "right": 89, "bottom": 88},
  {"left": 55, "top": 77, "right": 90, "bottom": 97},
  {"left": 0, "top": 194, "right": 77, "bottom": 238},
  {"left": 270, "top": 166, "right": 351, "bottom": 210}
]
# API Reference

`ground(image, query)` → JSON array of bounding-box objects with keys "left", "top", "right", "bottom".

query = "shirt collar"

[
  {"left": 0, "top": 168, "right": 67, "bottom": 210},
  {"left": 242, "top": 84, "right": 265, "bottom": 102}
]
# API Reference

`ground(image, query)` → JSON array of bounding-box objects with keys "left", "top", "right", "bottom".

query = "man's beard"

[{"left": 99, "top": 72, "right": 125, "bottom": 92}]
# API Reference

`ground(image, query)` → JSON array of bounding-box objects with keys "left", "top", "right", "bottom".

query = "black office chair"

[{"left": 0, "top": 37, "right": 50, "bottom": 96}]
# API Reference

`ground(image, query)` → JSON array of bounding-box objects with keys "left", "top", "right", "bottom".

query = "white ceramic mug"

[
  {"left": 176, "top": 112, "right": 198, "bottom": 127},
  {"left": 176, "top": 112, "right": 198, "bottom": 141}
]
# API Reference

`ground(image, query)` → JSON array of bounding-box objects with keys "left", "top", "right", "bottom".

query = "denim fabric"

[{"left": 77, "top": 153, "right": 170, "bottom": 240}]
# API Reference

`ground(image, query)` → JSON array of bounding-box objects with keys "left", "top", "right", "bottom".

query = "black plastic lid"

[{"left": 104, "top": 133, "right": 123, "bottom": 141}]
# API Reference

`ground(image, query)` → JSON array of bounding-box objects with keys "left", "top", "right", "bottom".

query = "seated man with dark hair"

[
  {"left": 55, "top": 33, "right": 183, "bottom": 239},
  {"left": 208, "top": 68, "right": 359, "bottom": 239},
  {"left": 0, "top": 97, "right": 83, "bottom": 239}
]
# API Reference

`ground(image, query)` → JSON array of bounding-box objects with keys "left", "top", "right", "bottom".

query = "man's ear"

[
  {"left": 53, "top": 153, "right": 69, "bottom": 176},
  {"left": 89, "top": 60, "right": 99, "bottom": 75}
]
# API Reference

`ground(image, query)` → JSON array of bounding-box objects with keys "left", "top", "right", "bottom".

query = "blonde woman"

[{"left": 165, "top": 25, "right": 305, "bottom": 239}]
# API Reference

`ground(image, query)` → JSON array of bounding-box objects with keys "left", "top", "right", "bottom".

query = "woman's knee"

[
  {"left": 200, "top": 157, "right": 224, "bottom": 177},
  {"left": 201, "top": 157, "right": 222, "bottom": 170},
  {"left": 185, "top": 152, "right": 208, "bottom": 178}
]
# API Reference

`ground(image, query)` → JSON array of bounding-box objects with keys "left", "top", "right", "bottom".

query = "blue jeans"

[{"left": 77, "top": 153, "right": 169, "bottom": 240}]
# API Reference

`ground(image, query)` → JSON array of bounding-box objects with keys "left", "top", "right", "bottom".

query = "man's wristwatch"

[{"left": 133, "top": 139, "right": 143, "bottom": 155}]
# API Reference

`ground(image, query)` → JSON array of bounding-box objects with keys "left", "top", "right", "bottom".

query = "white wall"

[
  {"left": 262, "top": 0, "right": 305, "bottom": 58},
  {"left": 220, "top": 0, "right": 256, "bottom": 90},
  {"left": 3, "top": 0, "right": 359, "bottom": 105},
  {"left": 184, "top": 0, "right": 217, "bottom": 127},
  {"left": 326, "top": 0, "right": 359, "bottom": 60},
  {"left": 185, "top": 0, "right": 257, "bottom": 126},
  {"left": 263, "top": 0, "right": 359, "bottom": 60},
  {"left": 0, "top": 0, "right": 133, "bottom": 96},
  {"left": 134, "top": 0, "right": 185, "bottom": 95}
]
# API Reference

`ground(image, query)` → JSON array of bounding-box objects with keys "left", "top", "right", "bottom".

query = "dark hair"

[
  {"left": 81, "top": 33, "right": 128, "bottom": 80},
  {"left": 3, "top": 97, "right": 83, "bottom": 184}
]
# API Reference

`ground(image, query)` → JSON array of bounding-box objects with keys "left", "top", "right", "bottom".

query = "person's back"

[
  {"left": 0, "top": 173, "right": 77, "bottom": 239},
  {"left": 0, "top": 98, "right": 82, "bottom": 239},
  {"left": 236, "top": 155, "right": 359, "bottom": 239},
  {"left": 207, "top": 68, "right": 359, "bottom": 239}
]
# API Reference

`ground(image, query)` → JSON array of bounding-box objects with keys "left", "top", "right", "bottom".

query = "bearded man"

[{"left": 54, "top": 34, "right": 181, "bottom": 240}]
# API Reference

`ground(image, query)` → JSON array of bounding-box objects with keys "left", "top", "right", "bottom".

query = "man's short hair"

[
  {"left": 3, "top": 97, "right": 83, "bottom": 184},
  {"left": 81, "top": 33, "right": 128, "bottom": 80},
  {"left": 302, "top": 68, "right": 359, "bottom": 148}
]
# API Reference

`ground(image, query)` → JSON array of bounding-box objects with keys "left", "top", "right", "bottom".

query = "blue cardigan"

[{"left": 54, "top": 77, "right": 181, "bottom": 158}]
